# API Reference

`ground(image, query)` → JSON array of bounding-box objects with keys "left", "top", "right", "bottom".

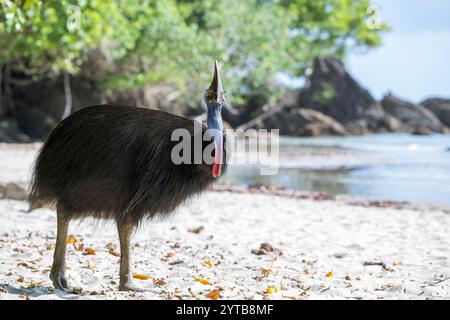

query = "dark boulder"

[
  {"left": 420, "top": 98, "right": 450, "bottom": 128},
  {"left": 381, "top": 94, "right": 446, "bottom": 133},
  {"left": 239, "top": 105, "right": 348, "bottom": 136},
  {"left": 0, "top": 119, "right": 30, "bottom": 142},
  {"left": 299, "top": 57, "right": 394, "bottom": 134}
]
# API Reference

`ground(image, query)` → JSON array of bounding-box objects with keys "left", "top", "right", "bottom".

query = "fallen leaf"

[
  {"left": 206, "top": 289, "right": 221, "bottom": 300},
  {"left": 74, "top": 242, "right": 84, "bottom": 251},
  {"left": 153, "top": 278, "right": 166, "bottom": 286},
  {"left": 325, "top": 272, "right": 334, "bottom": 278},
  {"left": 193, "top": 276, "right": 211, "bottom": 285},
  {"left": 266, "top": 285, "right": 278, "bottom": 294},
  {"left": 17, "top": 276, "right": 24, "bottom": 283},
  {"left": 67, "top": 235, "right": 77, "bottom": 244},
  {"left": 188, "top": 226, "right": 205, "bottom": 234},
  {"left": 86, "top": 259, "right": 95, "bottom": 270},
  {"left": 204, "top": 260, "right": 215, "bottom": 267},
  {"left": 84, "top": 248, "right": 96, "bottom": 255},
  {"left": 108, "top": 248, "right": 120, "bottom": 257},
  {"left": 282, "top": 295, "right": 297, "bottom": 300},
  {"left": 261, "top": 268, "right": 272, "bottom": 276},
  {"left": 133, "top": 273, "right": 151, "bottom": 280}
]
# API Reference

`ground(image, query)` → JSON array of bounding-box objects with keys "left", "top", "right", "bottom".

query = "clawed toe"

[{"left": 50, "top": 272, "right": 70, "bottom": 291}]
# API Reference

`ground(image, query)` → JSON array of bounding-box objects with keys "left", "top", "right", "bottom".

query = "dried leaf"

[
  {"left": 133, "top": 273, "right": 151, "bottom": 280},
  {"left": 325, "top": 272, "right": 334, "bottom": 278},
  {"left": 67, "top": 235, "right": 77, "bottom": 244},
  {"left": 74, "top": 242, "right": 84, "bottom": 251},
  {"left": 17, "top": 276, "right": 24, "bottom": 283},
  {"left": 86, "top": 259, "right": 95, "bottom": 270},
  {"left": 84, "top": 248, "right": 96, "bottom": 255},
  {"left": 261, "top": 268, "right": 272, "bottom": 276},
  {"left": 108, "top": 248, "right": 120, "bottom": 257},
  {"left": 193, "top": 276, "right": 211, "bottom": 285},
  {"left": 188, "top": 226, "right": 205, "bottom": 234},
  {"left": 282, "top": 295, "right": 297, "bottom": 300},
  {"left": 153, "top": 278, "right": 166, "bottom": 287},
  {"left": 204, "top": 260, "right": 215, "bottom": 267},
  {"left": 206, "top": 289, "right": 221, "bottom": 300},
  {"left": 266, "top": 285, "right": 278, "bottom": 294}
]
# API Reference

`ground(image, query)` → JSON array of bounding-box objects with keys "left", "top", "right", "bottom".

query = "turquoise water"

[{"left": 222, "top": 133, "right": 450, "bottom": 205}]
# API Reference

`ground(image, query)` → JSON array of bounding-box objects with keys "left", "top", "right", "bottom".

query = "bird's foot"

[
  {"left": 119, "top": 281, "right": 145, "bottom": 292},
  {"left": 50, "top": 270, "right": 70, "bottom": 291}
]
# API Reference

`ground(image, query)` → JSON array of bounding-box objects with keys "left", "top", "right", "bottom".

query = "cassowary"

[{"left": 29, "top": 61, "right": 227, "bottom": 291}]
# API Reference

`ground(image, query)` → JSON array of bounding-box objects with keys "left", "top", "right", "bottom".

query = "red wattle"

[{"left": 212, "top": 138, "right": 223, "bottom": 178}]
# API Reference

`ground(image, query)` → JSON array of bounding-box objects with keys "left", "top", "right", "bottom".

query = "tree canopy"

[{"left": 0, "top": 0, "right": 387, "bottom": 107}]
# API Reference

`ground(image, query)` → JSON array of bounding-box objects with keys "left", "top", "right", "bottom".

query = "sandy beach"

[{"left": 0, "top": 144, "right": 449, "bottom": 300}]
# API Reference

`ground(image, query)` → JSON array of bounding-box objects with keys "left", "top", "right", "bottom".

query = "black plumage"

[{"left": 29, "top": 105, "right": 225, "bottom": 224}]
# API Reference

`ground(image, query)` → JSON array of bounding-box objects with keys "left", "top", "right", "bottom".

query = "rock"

[
  {"left": 0, "top": 119, "right": 30, "bottom": 142},
  {"left": 12, "top": 76, "right": 103, "bottom": 138},
  {"left": 420, "top": 98, "right": 450, "bottom": 128},
  {"left": 299, "top": 57, "right": 393, "bottom": 133},
  {"left": 381, "top": 94, "right": 446, "bottom": 133},
  {"left": 15, "top": 103, "right": 58, "bottom": 139},
  {"left": 239, "top": 105, "right": 348, "bottom": 136},
  {"left": 0, "top": 182, "right": 28, "bottom": 200}
]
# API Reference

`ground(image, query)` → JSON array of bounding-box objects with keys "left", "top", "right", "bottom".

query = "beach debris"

[
  {"left": 266, "top": 285, "right": 278, "bottom": 294},
  {"left": 66, "top": 235, "right": 77, "bottom": 244},
  {"left": 193, "top": 276, "right": 211, "bottom": 285},
  {"left": 363, "top": 261, "right": 393, "bottom": 272},
  {"left": 261, "top": 268, "right": 272, "bottom": 277},
  {"left": 86, "top": 259, "right": 95, "bottom": 270},
  {"left": 108, "top": 247, "right": 120, "bottom": 257},
  {"left": 21, "top": 280, "right": 44, "bottom": 289},
  {"left": 153, "top": 278, "right": 167, "bottom": 287},
  {"left": 203, "top": 260, "right": 215, "bottom": 267},
  {"left": 325, "top": 271, "right": 334, "bottom": 278},
  {"left": 312, "top": 192, "right": 335, "bottom": 201},
  {"left": 161, "top": 251, "right": 175, "bottom": 261},
  {"left": 168, "top": 259, "right": 184, "bottom": 265},
  {"left": 205, "top": 288, "right": 222, "bottom": 300},
  {"left": 251, "top": 243, "right": 283, "bottom": 256},
  {"left": 133, "top": 273, "right": 151, "bottom": 280},
  {"left": 188, "top": 226, "right": 205, "bottom": 234},
  {"left": 83, "top": 248, "right": 96, "bottom": 255}
]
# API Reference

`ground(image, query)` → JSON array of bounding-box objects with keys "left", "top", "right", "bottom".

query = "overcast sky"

[{"left": 346, "top": 0, "right": 450, "bottom": 103}]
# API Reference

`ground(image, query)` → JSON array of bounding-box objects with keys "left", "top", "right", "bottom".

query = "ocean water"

[{"left": 222, "top": 133, "right": 450, "bottom": 205}]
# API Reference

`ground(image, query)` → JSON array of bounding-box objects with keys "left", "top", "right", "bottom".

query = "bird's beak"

[{"left": 207, "top": 61, "right": 224, "bottom": 103}]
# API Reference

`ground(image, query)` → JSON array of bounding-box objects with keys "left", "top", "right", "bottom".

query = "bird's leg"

[
  {"left": 117, "top": 219, "right": 143, "bottom": 292},
  {"left": 50, "top": 206, "right": 70, "bottom": 291}
]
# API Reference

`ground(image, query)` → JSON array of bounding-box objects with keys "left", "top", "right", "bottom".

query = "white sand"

[{"left": 0, "top": 144, "right": 449, "bottom": 300}]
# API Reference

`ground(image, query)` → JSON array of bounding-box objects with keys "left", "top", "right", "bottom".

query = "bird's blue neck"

[
  {"left": 206, "top": 106, "right": 223, "bottom": 177},
  {"left": 207, "top": 107, "right": 223, "bottom": 132}
]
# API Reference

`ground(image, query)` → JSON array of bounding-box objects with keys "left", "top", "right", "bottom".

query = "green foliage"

[{"left": 0, "top": 0, "right": 387, "bottom": 107}]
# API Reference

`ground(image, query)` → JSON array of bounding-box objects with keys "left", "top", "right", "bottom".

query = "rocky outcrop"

[
  {"left": 0, "top": 119, "right": 30, "bottom": 142},
  {"left": 239, "top": 105, "right": 348, "bottom": 136},
  {"left": 381, "top": 95, "right": 446, "bottom": 133},
  {"left": 299, "top": 57, "right": 396, "bottom": 134},
  {"left": 420, "top": 98, "right": 450, "bottom": 128}
]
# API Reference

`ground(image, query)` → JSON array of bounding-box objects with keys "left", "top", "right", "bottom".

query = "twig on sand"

[
  {"left": 427, "top": 277, "right": 450, "bottom": 287},
  {"left": 363, "top": 261, "right": 393, "bottom": 272}
]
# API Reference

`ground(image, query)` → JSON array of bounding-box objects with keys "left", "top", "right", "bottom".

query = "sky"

[{"left": 346, "top": 0, "right": 450, "bottom": 103}]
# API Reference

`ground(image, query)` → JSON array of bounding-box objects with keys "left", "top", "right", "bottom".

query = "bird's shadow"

[{"left": 0, "top": 283, "right": 81, "bottom": 300}]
